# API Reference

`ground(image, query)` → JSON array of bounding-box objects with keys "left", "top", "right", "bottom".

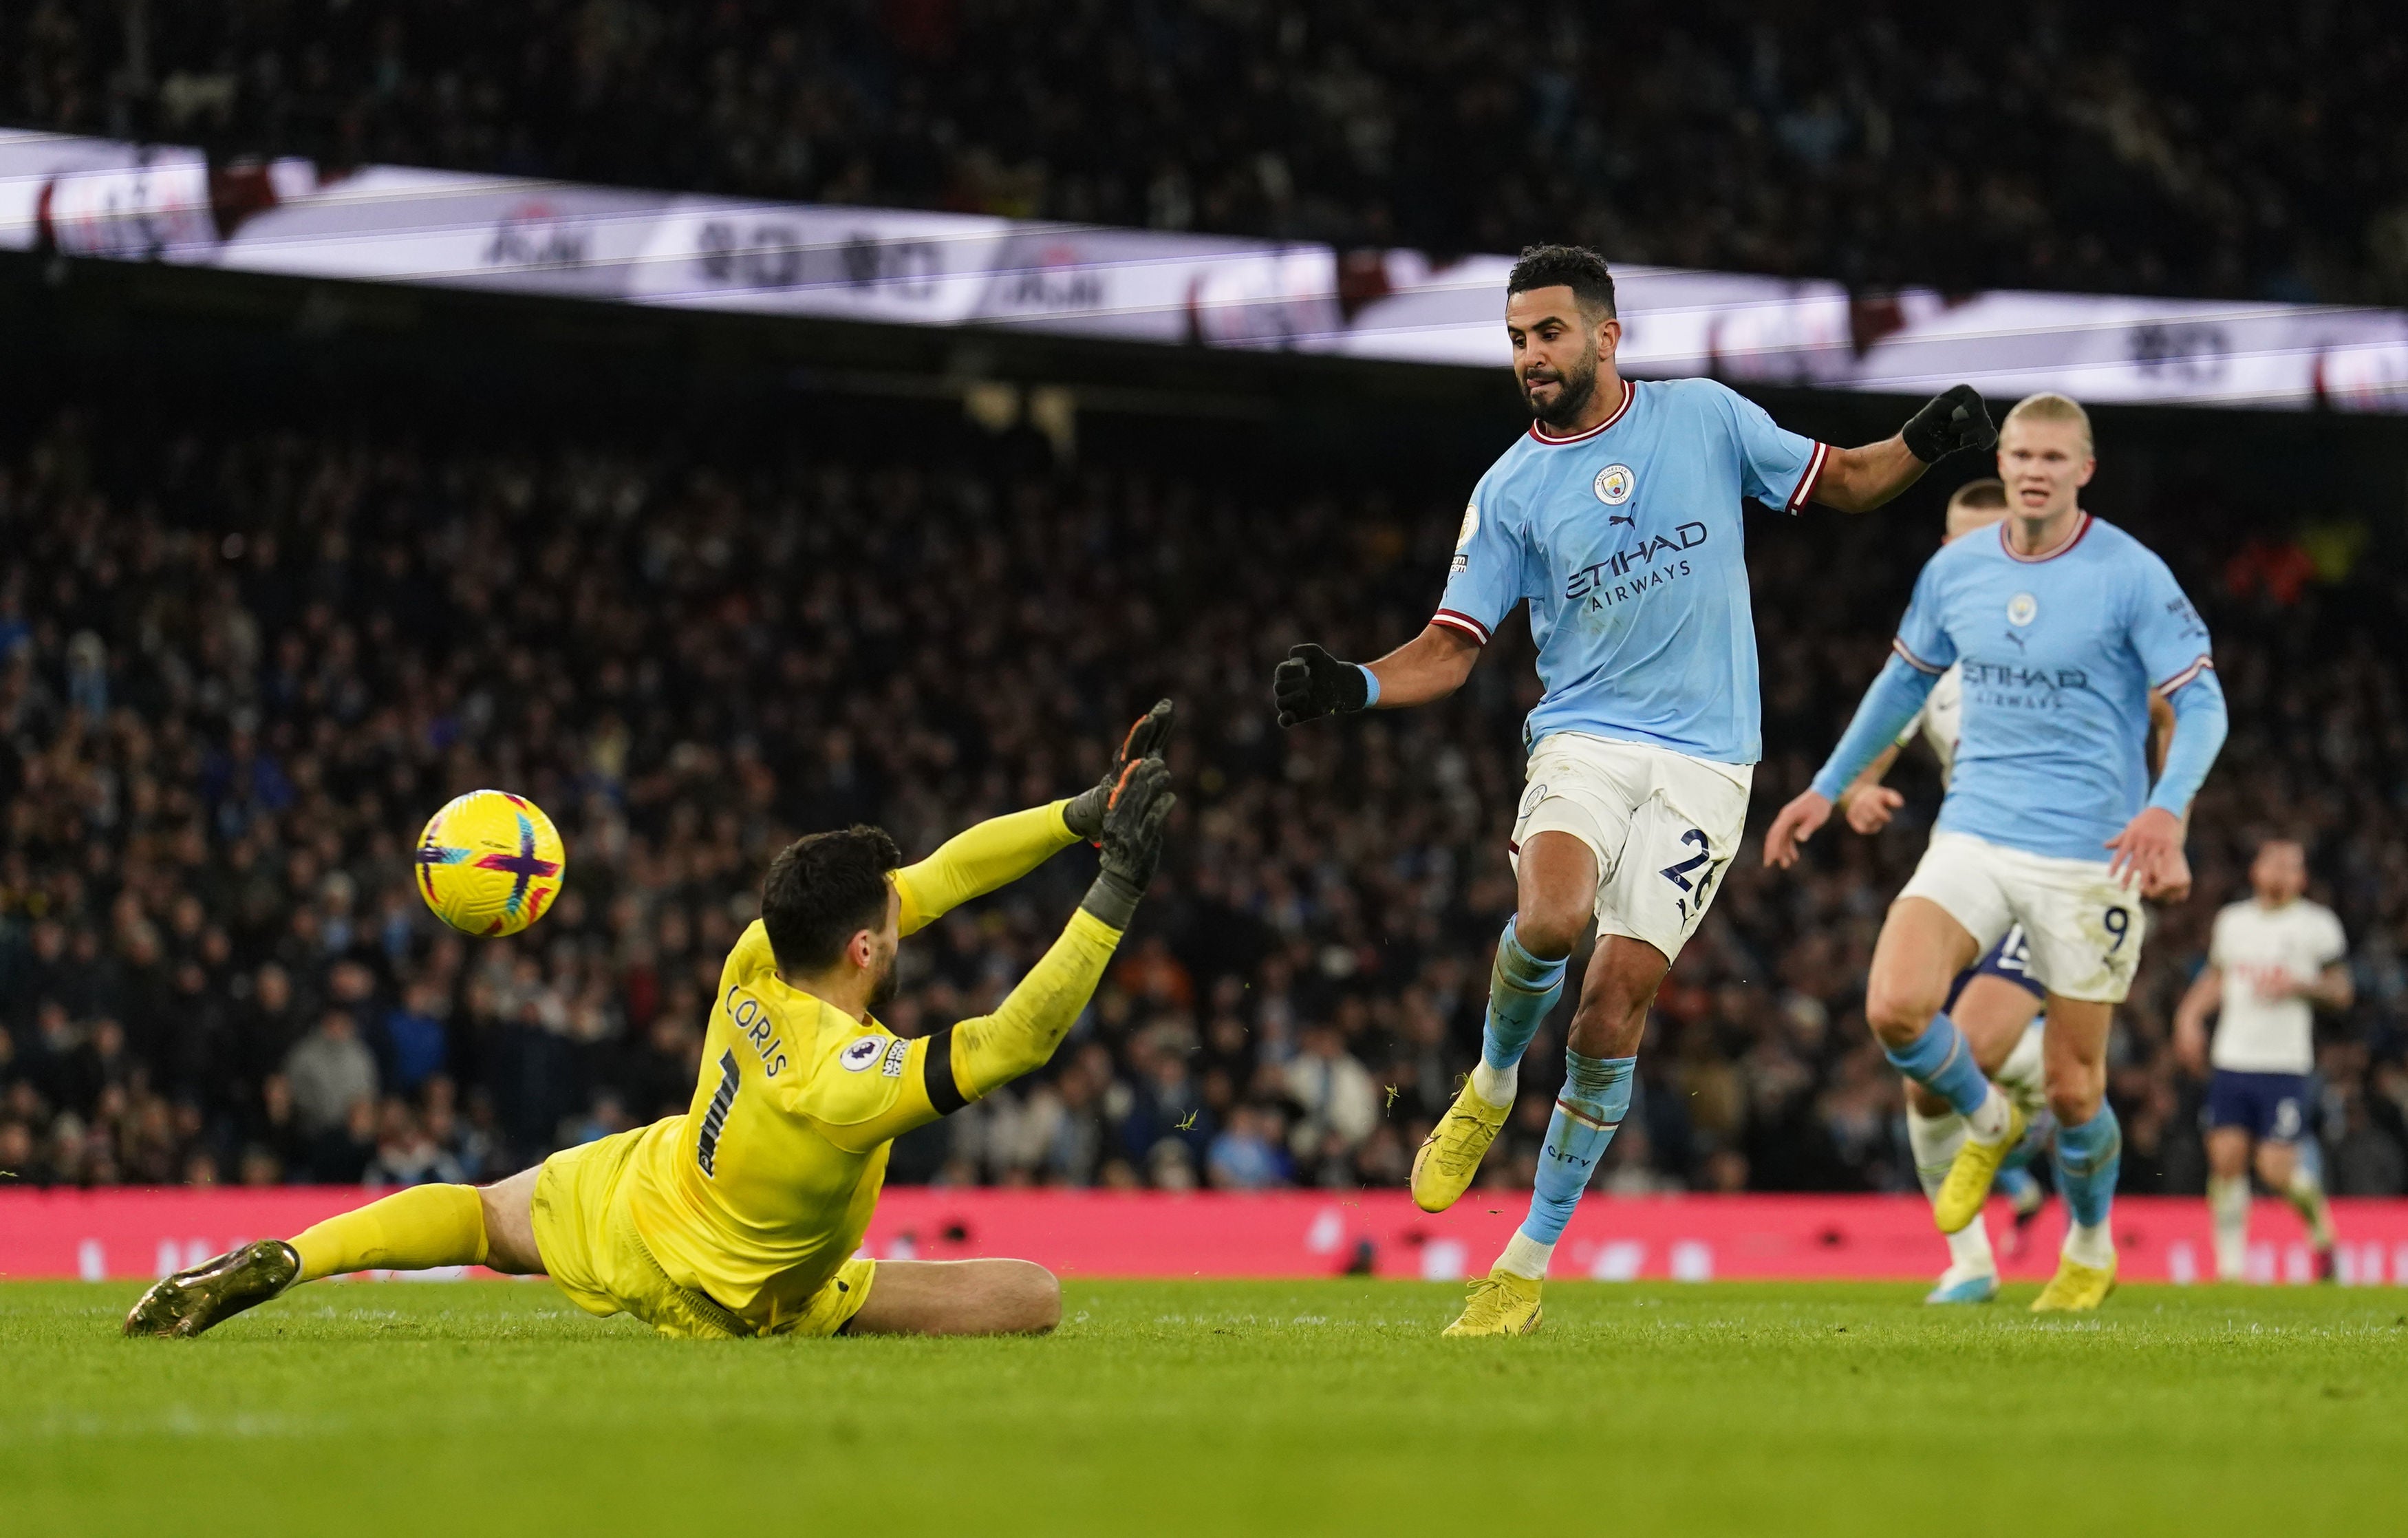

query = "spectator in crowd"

[
  {"left": 283, "top": 1012, "right": 376, "bottom": 1139},
  {"left": 1284, "top": 1024, "right": 1380, "bottom": 1164},
  {"left": 0, "top": 403, "right": 2401, "bottom": 1209},
  {"left": 5, "top": 3, "right": 2406, "bottom": 303}
]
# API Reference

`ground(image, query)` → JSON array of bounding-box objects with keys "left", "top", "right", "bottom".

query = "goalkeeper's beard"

[
  {"left": 865, "top": 947, "right": 899, "bottom": 1014},
  {"left": 1520, "top": 343, "right": 1599, "bottom": 429}
]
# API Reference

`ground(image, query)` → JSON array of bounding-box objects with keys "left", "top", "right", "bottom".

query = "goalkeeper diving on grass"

[{"left": 125, "top": 703, "right": 1178, "bottom": 1340}]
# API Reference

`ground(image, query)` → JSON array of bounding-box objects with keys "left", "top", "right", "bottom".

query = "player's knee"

[
  {"left": 1512, "top": 900, "right": 1586, "bottom": 961},
  {"left": 2253, "top": 1144, "right": 2295, "bottom": 1188},
  {"left": 1565, "top": 998, "right": 1637, "bottom": 1059},
  {"left": 998, "top": 1261, "right": 1060, "bottom": 1334},
  {"left": 2043, "top": 1068, "right": 2103, "bottom": 1127},
  {"left": 2203, "top": 1129, "right": 2247, "bottom": 1177},
  {"left": 1862, "top": 973, "right": 1942, "bottom": 1045}
]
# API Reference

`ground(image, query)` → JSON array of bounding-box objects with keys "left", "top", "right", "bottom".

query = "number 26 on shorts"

[{"left": 1661, "top": 828, "right": 1725, "bottom": 923}]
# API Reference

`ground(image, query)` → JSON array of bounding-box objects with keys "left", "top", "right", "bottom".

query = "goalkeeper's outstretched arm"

[
  {"left": 890, "top": 699, "right": 1174, "bottom": 934},
  {"left": 819, "top": 758, "right": 1177, "bottom": 1153},
  {"left": 890, "top": 802, "right": 1082, "bottom": 937}
]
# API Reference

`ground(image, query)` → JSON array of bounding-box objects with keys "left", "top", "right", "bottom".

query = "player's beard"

[
  {"left": 1520, "top": 341, "right": 1599, "bottom": 429},
  {"left": 866, "top": 947, "right": 899, "bottom": 1014}
]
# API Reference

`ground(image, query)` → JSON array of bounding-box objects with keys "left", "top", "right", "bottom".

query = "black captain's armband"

[
  {"left": 923, "top": 1027, "right": 967, "bottom": 1115},
  {"left": 696, "top": 1049, "right": 740, "bottom": 1177}
]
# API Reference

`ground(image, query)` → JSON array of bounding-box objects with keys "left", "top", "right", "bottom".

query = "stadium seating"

[
  {"left": 1, "top": 403, "right": 2401, "bottom": 1199},
  {"left": 6, "top": 1, "right": 2404, "bottom": 303}
]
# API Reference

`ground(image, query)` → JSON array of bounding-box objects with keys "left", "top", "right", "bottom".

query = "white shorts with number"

[
  {"left": 1509, "top": 733, "right": 1752, "bottom": 965},
  {"left": 1898, "top": 831, "right": 2147, "bottom": 1003}
]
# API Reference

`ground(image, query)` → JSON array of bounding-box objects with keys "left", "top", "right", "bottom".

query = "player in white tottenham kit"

[
  {"left": 2173, "top": 838, "right": 2352, "bottom": 1280},
  {"left": 1836, "top": 478, "right": 2180, "bottom": 1301}
]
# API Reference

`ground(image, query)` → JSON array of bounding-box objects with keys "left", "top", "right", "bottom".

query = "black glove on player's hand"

[
  {"left": 1064, "top": 698, "right": 1175, "bottom": 842},
  {"left": 1902, "top": 384, "right": 1997, "bottom": 463},
  {"left": 1080, "top": 758, "right": 1175, "bottom": 929},
  {"left": 1272, "top": 643, "right": 1369, "bottom": 729}
]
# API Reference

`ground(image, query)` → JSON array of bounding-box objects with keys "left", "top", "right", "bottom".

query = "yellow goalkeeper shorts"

[{"left": 530, "top": 1122, "right": 874, "bottom": 1340}]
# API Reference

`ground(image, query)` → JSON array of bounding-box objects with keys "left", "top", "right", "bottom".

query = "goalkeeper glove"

[
  {"left": 1901, "top": 384, "right": 1997, "bottom": 463},
  {"left": 1273, "top": 643, "right": 1373, "bottom": 729},
  {"left": 1064, "top": 698, "right": 1175, "bottom": 842},
  {"left": 1080, "top": 758, "right": 1174, "bottom": 929}
]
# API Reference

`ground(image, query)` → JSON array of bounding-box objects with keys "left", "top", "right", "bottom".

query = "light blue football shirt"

[
  {"left": 1436, "top": 376, "right": 1829, "bottom": 764},
  {"left": 1889, "top": 514, "right": 2216, "bottom": 861}
]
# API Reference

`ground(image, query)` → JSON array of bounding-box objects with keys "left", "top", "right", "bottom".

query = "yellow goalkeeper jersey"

[{"left": 619, "top": 800, "right": 1119, "bottom": 1333}]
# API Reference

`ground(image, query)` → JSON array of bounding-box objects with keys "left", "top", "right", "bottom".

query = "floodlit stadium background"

[{"left": 5, "top": 1, "right": 2408, "bottom": 1282}]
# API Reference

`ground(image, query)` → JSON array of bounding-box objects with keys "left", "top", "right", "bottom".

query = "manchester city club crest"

[
  {"left": 2008, "top": 592, "right": 2038, "bottom": 626},
  {"left": 1593, "top": 463, "right": 1635, "bottom": 505}
]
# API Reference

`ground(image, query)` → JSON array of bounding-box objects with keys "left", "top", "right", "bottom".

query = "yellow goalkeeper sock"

[{"left": 290, "top": 1184, "right": 490, "bottom": 1283}]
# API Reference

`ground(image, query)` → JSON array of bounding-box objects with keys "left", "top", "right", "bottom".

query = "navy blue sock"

[{"left": 1881, "top": 1013, "right": 1991, "bottom": 1119}]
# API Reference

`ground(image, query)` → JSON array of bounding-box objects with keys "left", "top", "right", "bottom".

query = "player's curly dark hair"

[
  {"left": 1507, "top": 243, "right": 1617, "bottom": 319},
  {"left": 759, "top": 825, "right": 903, "bottom": 973}
]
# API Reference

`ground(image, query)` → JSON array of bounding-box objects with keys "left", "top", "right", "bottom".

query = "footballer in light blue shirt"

[
  {"left": 1765, "top": 392, "right": 2228, "bottom": 1311},
  {"left": 1269, "top": 242, "right": 1999, "bottom": 1334},
  {"left": 1430, "top": 373, "right": 1826, "bottom": 764}
]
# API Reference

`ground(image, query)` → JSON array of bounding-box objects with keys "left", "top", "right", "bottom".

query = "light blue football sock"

[
  {"left": 1881, "top": 1013, "right": 1991, "bottom": 1118},
  {"left": 1481, "top": 919, "right": 1568, "bottom": 1073},
  {"left": 1518, "top": 1051, "right": 1635, "bottom": 1246},
  {"left": 2053, "top": 1104, "right": 2123, "bottom": 1230}
]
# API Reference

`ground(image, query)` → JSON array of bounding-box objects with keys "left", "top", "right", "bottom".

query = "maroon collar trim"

[
  {"left": 2000, "top": 512, "right": 2092, "bottom": 563},
  {"left": 1527, "top": 378, "right": 1634, "bottom": 445}
]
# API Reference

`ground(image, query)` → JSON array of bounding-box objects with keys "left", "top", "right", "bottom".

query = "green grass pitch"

[{"left": 6, "top": 1279, "right": 2405, "bottom": 1536}]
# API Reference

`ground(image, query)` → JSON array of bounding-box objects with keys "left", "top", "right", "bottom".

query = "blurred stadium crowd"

[
  {"left": 8, "top": 0, "right": 2407, "bottom": 303},
  {"left": 3, "top": 404, "right": 2405, "bottom": 1202}
]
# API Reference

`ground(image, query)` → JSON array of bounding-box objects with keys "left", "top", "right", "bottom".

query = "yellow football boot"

[
  {"left": 2030, "top": 1254, "right": 2118, "bottom": 1312},
  {"left": 1410, "top": 1077, "right": 1512, "bottom": 1214},
  {"left": 1441, "top": 1269, "right": 1544, "bottom": 1337},
  {"left": 1932, "top": 1101, "right": 2028, "bottom": 1234}
]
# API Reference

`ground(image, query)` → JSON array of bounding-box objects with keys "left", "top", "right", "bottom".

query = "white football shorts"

[
  {"left": 1898, "top": 831, "right": 2148, "bottom": 1003},
  {"left": 1509, "top": 733, "right": 1752, "bottom": 965}
]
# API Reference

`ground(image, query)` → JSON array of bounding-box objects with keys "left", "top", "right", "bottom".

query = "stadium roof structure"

[{"left": 7, "top": 129, "right": 2406, "bottom": 415}]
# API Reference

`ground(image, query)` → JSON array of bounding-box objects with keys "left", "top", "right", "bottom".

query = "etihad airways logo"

[
  {"left": 1962, "top": 660, "right": 2088, "bottom": 691},
  {"left": 1565, "top": 522, "right": 1710, "bottom": 601},
  {"left": 1963, "top": 658, "right": 2093, "bottom": 713}
]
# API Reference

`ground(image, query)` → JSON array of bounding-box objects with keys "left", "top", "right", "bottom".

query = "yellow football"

[{"left": 413, "top": 789, "right": 567, "bottom": 937}]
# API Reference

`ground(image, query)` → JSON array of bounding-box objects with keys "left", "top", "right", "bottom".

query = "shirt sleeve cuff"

[
  {"left": 1431, "top": 609, "right": 1492, "bottom": 644},
  {"left": 1783, "top": 442, "right": 1833, "bottom": 514}
]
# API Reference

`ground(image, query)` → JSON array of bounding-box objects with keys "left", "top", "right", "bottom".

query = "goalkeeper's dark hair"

[
  {"left": 1507, "top": 244, "right": 1616, "bottom": 319},
  {"left": 759, "top": 825, "right": 902, "bottom": 973}
]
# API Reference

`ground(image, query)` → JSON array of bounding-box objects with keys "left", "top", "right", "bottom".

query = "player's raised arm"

[
  {"left": 816, "top": 760, "right": 1176, "bottom": 1152},
  {"left": 892, "top": 700, "right": 1173, "bottom": 932},
  {"left": 1806, "top": 385, "right": 1999, "bottom": 513}
]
